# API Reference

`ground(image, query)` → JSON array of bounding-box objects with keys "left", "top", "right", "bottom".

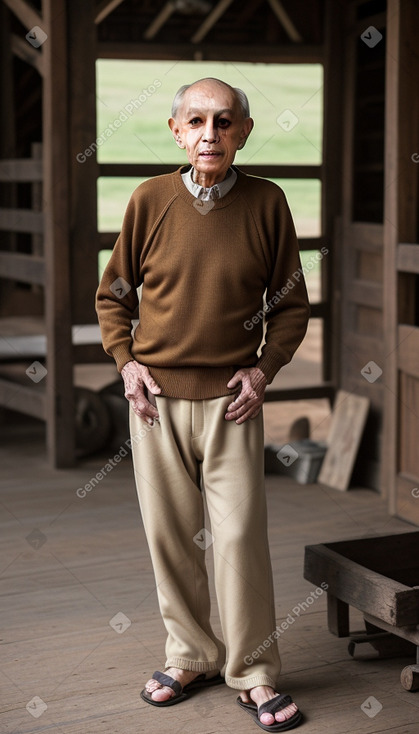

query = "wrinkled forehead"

[{"left": 179, "top": 82, "right": 240, "bottom": 118}]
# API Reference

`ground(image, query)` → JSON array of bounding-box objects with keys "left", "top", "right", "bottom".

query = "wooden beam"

[
  {"left": 0, "top": 157, "right": 43, "bottom": 181},
  {"left": 2, "top": 0, "right": 42, "bottom": 31},
  {"left": 0, "top": 376, "right": 46, "bottom": 419},
  {"left": 94, "top": 0, "right": 126, "bottom": 24},
  {"left": 397, "top": 244, "right": 419, "bottom": 274},
  {"left": 98, "top": 162, "right": 322, "bottom": 178},
  {"left": 11, "top": 32, "right": 44, "bottom": 76},
  {"left": 264, "top": 382, "right": 335, "bottom": 403},
  {"left": 97, "top": 41, "right": 323, "bottom": 63},
  {"left": 42, "top": 0, "right": 74, "bottom": 467},
  {"left": 191, "top": 0, "right": 234, "bottom": 44},
  {"left": 0, "top": 252, "right": 45, "bottom": 285},
  {"left": 266, "top": 0, "right": 303, "bottom": 43},
  {"left": 68, "top": 0, "right": 99, "bottom": 326},
  {"left": 143, "top": 1, "right": 175, "bottom": 41},
  {"left": 0, "top": 208, "right": 43, "bottom": 233}
]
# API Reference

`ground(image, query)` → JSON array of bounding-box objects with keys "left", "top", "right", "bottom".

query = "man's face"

[{"left": 168, "top": 81, "right": 253, "bottom": 185}]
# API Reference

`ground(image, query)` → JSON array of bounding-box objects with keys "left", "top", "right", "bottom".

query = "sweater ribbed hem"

[
  {"left": 225, "top": 673, "right": 278, "bottom": 690},
  {"left": 165, "top": 657, "right": 221, "bottom": 674},
  {"left": 147, "top": 365, "right": 238, "bottom": 400}
]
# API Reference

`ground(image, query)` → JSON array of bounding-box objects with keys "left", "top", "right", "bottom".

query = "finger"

[
  {"left": 225, "top": 398, "right": 262, "bottom": 421},
  {"left": 140, "top": 366, "right": 162, "bottom": 394},
  {"left": 131, "top": 395, "right": 159, "bottom": 422},
  {"left": 226, "top": 370, "right": 243, "bottom": 389},
  {"left": 226, "top": 385, "right": 257, "bottom": 412}
]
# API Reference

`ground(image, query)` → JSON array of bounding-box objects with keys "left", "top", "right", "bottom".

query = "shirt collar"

[{"left": 181, "top": 166, "right": 237, "bottom": 200}]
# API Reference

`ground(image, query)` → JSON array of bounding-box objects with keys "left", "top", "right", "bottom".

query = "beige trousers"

[{"left": 129, "top": 394, "right": 281, "bottom": 690}]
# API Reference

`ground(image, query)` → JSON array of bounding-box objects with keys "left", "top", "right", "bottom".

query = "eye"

[
  {"left": 189, "top": 117, "right": 202, "bottom": 126},
  {"left": 217, "top": 118, "right": 231, "bottom": 128}
]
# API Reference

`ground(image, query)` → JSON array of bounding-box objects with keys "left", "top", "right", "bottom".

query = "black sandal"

[
  {"left": 237, "top": 693, "right": 303, "bottom": 731},
  {"left": 141, "top": 670, "right": 224, "bottom": 707}
]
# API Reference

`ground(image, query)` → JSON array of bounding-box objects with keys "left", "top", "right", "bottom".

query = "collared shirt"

[{"left": 181, "top": 166, "right": 237, "bottom": 200}]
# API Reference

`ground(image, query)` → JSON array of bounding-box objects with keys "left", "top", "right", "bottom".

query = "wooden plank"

[
  {"left": 318, "top": 390, "right": 370, "bottom": 491},
  {"left": 304, "top": 543, "right": 419, "bottom": 627},
  {"left": 2, "top": 0, "right": 42, "bottom": 32},
  {"left": 264, "top": 382, "right": 335, "bottom": 403},
  {"left": 0, "top": 157, "right": 43, "bottom": 182},
  {"left": 11, "top": 32, "right": 44, "bottom": 76},
  {"left": 96, "top": 41, "right": 324, "bottom": 63},
  {"left": 98, "top": 163, "right": 322, "bottom": 179},
  {"left": 266, "top": 0, "right": 303, "bottom": 43},
  {"left": 396, "top": 474, "right": 419, "bottom": 527},
  {"left": 348, "top": 223, "right": 384, "bottom": 253},
  {"left": 397, "top": 243, "right": 419, "bottom": 273},
  {"left": 94, "top": 0, "right": 126, "bottom": 24},
  {"left": 0, "top": 376, "right": 46, "bottom": 419},
  {"left": 398, "top": 325, "right": 419, "bottom": 379},
  {"left": 42, "top": 0, "right": 74, "bottom": 467},
  {"left": 143, "top": 2, "right": 175, "bottom": 41},
  {"left": 0, "top": 208, "right": 43, "bottom": 233},
  {"left": 349, "top": 280, "right": 382, "bottom": 309},
  {"left": 191, "top": 0, "right": 235, "bottom": 44},
  {"left": 323, "top": 532, "right": 419, "bottom": 575},
  {"left": 364, "top": 613, "right": 419, "bottom": 646},
  {"left": 382, "top": 0, "right": 419, "bottom": 514},
  {"left": 0, "top": 252, "right": 45, "bottom": 285}
]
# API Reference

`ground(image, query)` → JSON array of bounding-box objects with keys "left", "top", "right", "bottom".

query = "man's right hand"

[{"left": 121, "top": 360, "right": 161, "bottom": 425}]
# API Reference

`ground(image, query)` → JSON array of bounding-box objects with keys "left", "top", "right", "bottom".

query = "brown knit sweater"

[{"left": 96, "top": 165, "right": 310, "bottom": 399}]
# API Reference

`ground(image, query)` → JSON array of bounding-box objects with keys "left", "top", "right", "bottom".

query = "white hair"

[{"left": 171, "top": 77, "right": 250, "bottom": 119}]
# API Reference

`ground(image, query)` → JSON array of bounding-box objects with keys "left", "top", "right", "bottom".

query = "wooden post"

[
  {"left": 321, "top": 0, "right": 344, "bottom": 387},
  {"left": 68, "top": 0, "right": 99, "bottom": 325},
  {"left": 42, "top": 0, "right": 75, "bottom": 466}
]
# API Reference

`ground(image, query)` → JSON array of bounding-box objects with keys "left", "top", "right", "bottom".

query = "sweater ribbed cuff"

[
  {"left": 256, "top": 351, "right": 286, "bottom": 384},
  {"left": 112, "top": 344, "right": 134, "bottom": 373}
]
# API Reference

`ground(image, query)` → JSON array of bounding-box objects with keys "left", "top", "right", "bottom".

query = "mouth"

[{"left": 199, "top": 150, "right": 222, "bottom": 158}]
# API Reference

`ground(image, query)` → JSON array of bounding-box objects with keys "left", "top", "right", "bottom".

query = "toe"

[
  {"left": 275, "top": 702, "right": 298, "bottom": 723},
  {"left": 151, "top": 685, "right": 175, "bottom": 702},
  {"left": 260, "top": 712, "right": 275, "bottom": 725},
  {"left": 239, "top": 691, "right": 252, "bottom": 704}
]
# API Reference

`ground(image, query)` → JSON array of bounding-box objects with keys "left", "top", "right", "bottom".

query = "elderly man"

[{"left": 96, "top": 77, "right": 309, "bottom": 731}]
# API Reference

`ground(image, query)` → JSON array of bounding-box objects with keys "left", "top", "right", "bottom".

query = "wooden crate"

[{"left": 304, "top": 531, "right": 419, "bottom": 691}]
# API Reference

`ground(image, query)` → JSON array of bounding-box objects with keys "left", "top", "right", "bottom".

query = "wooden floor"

[{"left": 1, "top": 420, "right": 419, "bottom": 734}]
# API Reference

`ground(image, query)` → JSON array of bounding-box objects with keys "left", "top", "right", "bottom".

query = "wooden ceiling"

[{"left": 95, "top": 0, "right": 325, "bottom": 48}]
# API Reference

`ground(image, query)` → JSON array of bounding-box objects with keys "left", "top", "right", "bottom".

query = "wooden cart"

[{"left": 304, "top": 531, "right": 419, "bottom": 691}]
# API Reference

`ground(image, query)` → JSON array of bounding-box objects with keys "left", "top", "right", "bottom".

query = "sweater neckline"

[{"left": 174, "top": 164, "right": 246, "bottom": 209}]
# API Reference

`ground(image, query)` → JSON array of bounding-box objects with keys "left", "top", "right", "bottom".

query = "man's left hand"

[{"left": 225, "top": 367, "right": 267, "bottom": 424}]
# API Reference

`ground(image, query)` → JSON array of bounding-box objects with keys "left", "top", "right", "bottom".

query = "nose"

[{"left": 202, "top": 117, "right": 220, "bottom": 143}]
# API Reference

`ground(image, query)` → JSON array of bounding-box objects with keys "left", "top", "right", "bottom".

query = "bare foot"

[
  {"left": 144, "top": 667, "right": 199, "bottom": 702},
  {"left": 239, "top": 685, "right": 299, "bottom": 726}
]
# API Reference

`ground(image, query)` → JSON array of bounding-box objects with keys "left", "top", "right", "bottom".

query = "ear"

[
  {"left": 237, "top": 117, "right": 254, "bottom": 150},
  {"left": 168, "top": 118, "right": 185, "bottom": 149}
]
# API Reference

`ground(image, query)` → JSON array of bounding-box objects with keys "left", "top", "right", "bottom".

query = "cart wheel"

[
  {"left": 74, "top": 387, "right": 111, "bottom": 456},
  {"left": 401, "top": 664, "right": 419, "bottom": 691}
]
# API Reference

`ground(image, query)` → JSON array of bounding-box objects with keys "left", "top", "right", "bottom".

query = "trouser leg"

[
  {"left": 198, "top": 396, "right": 281, "bottom": 690},
  {"left": 130, "top": 400, "right": 225, "bottom": 673}
]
